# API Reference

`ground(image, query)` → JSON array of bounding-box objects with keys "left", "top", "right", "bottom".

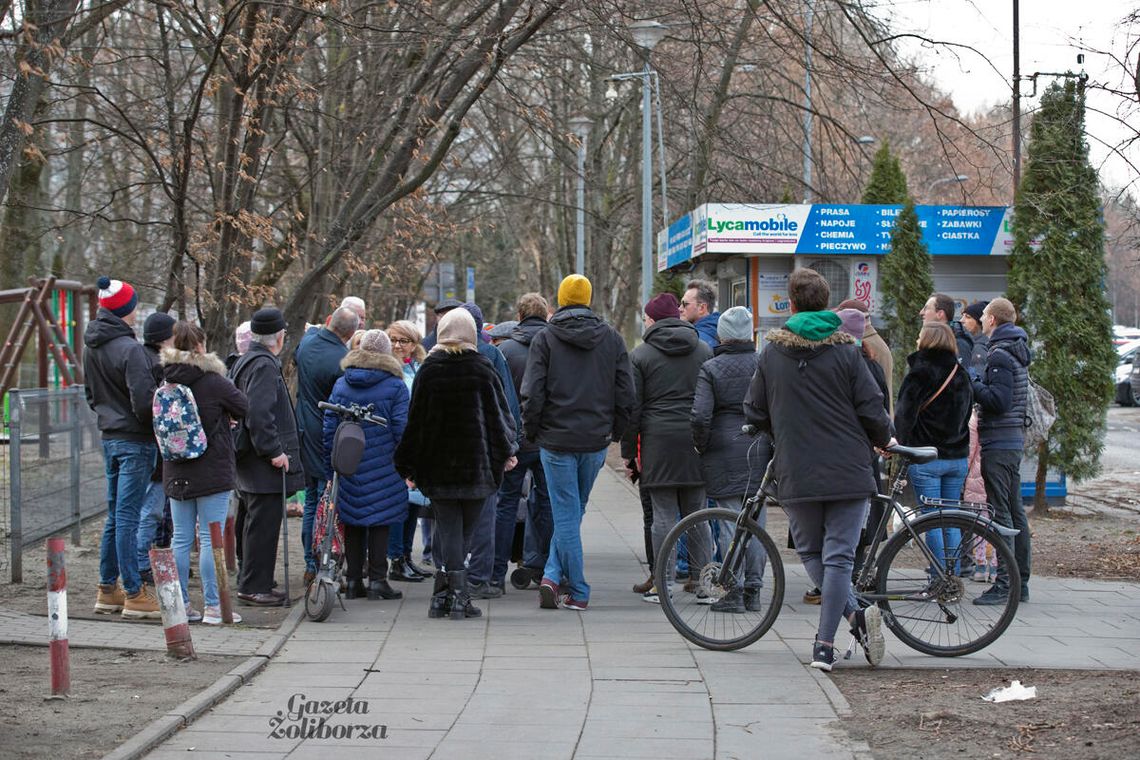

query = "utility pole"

[{"left": 1012, "top": 0, "right": 1021, "bottom": 201}]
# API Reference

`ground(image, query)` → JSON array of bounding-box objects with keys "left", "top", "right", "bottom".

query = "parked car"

[
  {"left": 1131, "top": 358, "right": 1140, "bottom": 408},
  {"left": 1116, "top": 339, "right": 1140, "bottom": 406}
]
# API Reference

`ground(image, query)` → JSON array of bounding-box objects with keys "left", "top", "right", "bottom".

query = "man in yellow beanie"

[
  {"left": 520, "top": 275, "right": 634, "bottom": 611},
  {"left": 557, "top": 274, "right": 592, "bottom": 308}
]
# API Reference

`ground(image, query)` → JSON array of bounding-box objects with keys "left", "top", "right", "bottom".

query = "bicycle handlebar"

[{"left": 318, "top": 400, "right": 388, "bottom": 426}]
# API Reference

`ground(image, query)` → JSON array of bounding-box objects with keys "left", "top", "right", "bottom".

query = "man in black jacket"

[
  {"left": 971, "top": 297, "right": 1031, "bottom": 605},
  {"left": 492, "top": 293, "right": 553, "bottom": 590},
  {"left": 745, "top": 268, "right": 892, "bottom": 671},
  {"left": 230, "top": 308, "right": 306, "bottom": 605},
  {"left": 294, "top": 306, "right": 358, "bottom": 586},
  {"left": 84, "top": 276, "right": 161, "bottom": 620},
  {"left": 521, "top": 275, "right": 634, "bottom": 611}
]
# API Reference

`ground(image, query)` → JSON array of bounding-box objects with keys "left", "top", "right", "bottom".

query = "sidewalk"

[
  {"left": 0, "top": 604, "right": 274, "bottom": 657},
  {"left": 141, "top": 467, "right": 1140, "bottom": 760}
]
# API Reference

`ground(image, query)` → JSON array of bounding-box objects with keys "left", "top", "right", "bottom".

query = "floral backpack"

[{"left": 152, "top": 381, "right": 208, "bottom": 461}]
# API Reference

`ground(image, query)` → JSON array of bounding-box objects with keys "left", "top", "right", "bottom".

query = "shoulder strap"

[{"left": 919, "top": 364, "right": 958, "bottom": 414}]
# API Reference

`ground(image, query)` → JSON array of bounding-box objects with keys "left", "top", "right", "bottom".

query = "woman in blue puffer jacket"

[{"left": 322, "top": 330, "right": 409, "bottom": 601}]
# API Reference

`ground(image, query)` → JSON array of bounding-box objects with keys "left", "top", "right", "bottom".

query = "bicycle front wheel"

[
  {"left": 655, "top": 508, "right": 785, "bottom": 651},
  {"left": 875, "top": 513, "right": 1019, "bottom": 656}
]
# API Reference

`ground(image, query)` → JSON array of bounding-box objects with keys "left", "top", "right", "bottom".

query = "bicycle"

[
  {"left": 655, "top": 432, "right": 1021, "bottom": 656},
  {"left": 305, "top": 400, "right": 388, "bottom": 622}
]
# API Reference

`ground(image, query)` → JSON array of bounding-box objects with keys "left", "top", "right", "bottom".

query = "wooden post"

[{"left": 46, "top": 537, "right": 70, "bottom": 698}]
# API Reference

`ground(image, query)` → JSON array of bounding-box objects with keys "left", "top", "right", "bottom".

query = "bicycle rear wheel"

[
  {"left": 875, "top": 513, "right": 1019, "bottom": 656},
  {"left": 655, "top": 508, "right": 784, "bottom": 651}
]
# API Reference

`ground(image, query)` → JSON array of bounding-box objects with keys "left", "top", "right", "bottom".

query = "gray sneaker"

[
  {"left": 850, "top": 605, "right": 885, "bottom": 667},
  {"left": 469, "top": 581, "right": 504, "bottom": 599}
]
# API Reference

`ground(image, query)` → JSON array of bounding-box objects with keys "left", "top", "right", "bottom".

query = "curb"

[{"left": 102, "top": 603, "right": 306, "bottom": 760}]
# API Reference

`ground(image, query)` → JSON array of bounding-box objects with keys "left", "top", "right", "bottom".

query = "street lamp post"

[
  {"left": 568, "top": 115, "right": 593, "bottom": 275},
  {"left": 802, "top": 0, "right": 816, "bottom": 204},
  {"left": 628, "top": 20, "right": 667, "bottom": 309},
  {"left": 926, "top": 174, "right": 970, "bottom": 199}
]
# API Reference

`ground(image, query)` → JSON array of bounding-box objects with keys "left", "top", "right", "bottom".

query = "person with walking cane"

[{"left": 230, "top": 308, "right": 306, "bottom": 606}]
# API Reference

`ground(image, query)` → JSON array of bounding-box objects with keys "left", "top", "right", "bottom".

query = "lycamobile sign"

[
  {"left": 708, "top": 216, "right": 799, "bottom": 234},
  {"left": 658, "top": 203, "right": 1013, "bottom": 268}
]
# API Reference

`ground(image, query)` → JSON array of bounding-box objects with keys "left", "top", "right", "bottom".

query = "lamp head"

[{"left": 629, "top": 20, "right": 667, "bottom": 51}]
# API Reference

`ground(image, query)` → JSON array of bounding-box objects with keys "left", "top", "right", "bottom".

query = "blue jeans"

[
  {"left": 493, "top": 450, "right": 552, "bottom": 582},
  {"left": 465, "top": 492, "right": 497, "bottom": 584},
  {"left": 136, "top": 480, "right": 166, "bottom": 573},
  {"left": 909, "top": 458, "right": 968, "bottom": 573},
  {"left": 99, "top": 439, "right": 158, "bottom": 595},
  {"left": 302, "top": 476, "right": 327, "bottom": 573},
  {"left": 540, "top": 447, "right": 606, "bottom": 602},
  {"left": 171, "top": 491, "right": 232, "bottom": 608}
]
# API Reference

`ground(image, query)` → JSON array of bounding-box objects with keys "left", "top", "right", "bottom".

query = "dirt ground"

[
  {"left": 1, "top": 510, "right": 309, "bottom": 628},
  {"left": 0, "top": 644, "right": 239, "bottom": 760},
  {"left": 833, "top": 668, "right": 1140, "bottom": 759}
]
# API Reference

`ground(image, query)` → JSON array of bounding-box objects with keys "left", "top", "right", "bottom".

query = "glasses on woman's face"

[{"left": 390, "top": 337, "right": 414, "bottom": 346}]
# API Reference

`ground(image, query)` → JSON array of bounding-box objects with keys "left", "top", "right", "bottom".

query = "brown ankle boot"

[
  {"left": 632, "top": 576, "right": 654, "bottom": 594},
  {"left": 122, "top": 584, "right": 162, "bottom": 620},
  {"left": 94, "top": 583, "right": 126, "bottom": 614}
]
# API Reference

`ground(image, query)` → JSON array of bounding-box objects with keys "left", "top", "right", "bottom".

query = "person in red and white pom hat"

[{"left": 83, "top": 275, "right": 162, "bottom": 620}]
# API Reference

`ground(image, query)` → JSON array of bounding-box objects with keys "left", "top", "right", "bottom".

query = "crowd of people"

[{"left": 84, "top": 267, "right": 1033, "bottom": 669}]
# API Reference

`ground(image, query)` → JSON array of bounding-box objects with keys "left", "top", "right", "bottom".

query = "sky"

[{"left": 877, "top": 0, "right": 1137, "bottom": 192}]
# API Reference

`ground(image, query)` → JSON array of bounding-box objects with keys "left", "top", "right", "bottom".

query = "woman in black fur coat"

[
  {"left": 894, "top": 321, "right": 974, "bottom": 572},
  {"left": 394, "top": 308, "right": 516, "bottom": 619}
]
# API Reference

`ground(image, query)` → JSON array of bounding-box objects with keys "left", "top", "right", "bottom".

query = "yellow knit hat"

[{"left": 558, "top": 274, "right": 592, "bottom": 307}]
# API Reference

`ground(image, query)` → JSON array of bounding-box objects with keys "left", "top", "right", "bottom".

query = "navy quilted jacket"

[{"left": 322, "top": 350, "right": 409, "bottom": 527}]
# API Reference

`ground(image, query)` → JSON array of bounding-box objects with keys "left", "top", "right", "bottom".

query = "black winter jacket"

[
  {"left": 82, "top": 309, "right": 156, "bottom": 441},
  {"left": 394, "top": 349, "right": 514, "bottom": 500},
  {"left": 744, "top": 326, "right": 892, "bottom": 506},
  {"left": 293, "top": 327, "right": 347, "bottom": 480},
  {"left": 894, "top": 348, "right": 972, "bottom": 460},
  {"left": 521, "top": 306, "right": 634, "bottom": 453},
  {"left": 951, "top": 321, "right": 974, "bottom": 367},
  {"left": 620, "top": 319, "right": 713, "bottom": 488},
  {"left": 499, "top": 316, "right": 547, "bottom": 453},
  {"left": 229, "top": 343, "right": 306, "bottom": 494},
  {"left": 972, "top": 322, "right": 1030, "bottom": 451},
  {"left": 691, "top": 342, "right": 770, "bottom": 499},
  {"left": 160, "top": 349, "right": 249, "bottom": 500}
]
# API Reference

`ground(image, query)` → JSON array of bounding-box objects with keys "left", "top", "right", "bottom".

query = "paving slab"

[{"left": 137, "top": 466, "right": 1140, "bottom": 759}]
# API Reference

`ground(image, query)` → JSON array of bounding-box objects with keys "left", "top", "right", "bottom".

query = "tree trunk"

[
  {"left": 1033, "top": 441, "right": 1050, "bottom": 515},
  {"left": 0, "top": 152, "right": 47, "bottom": 288},
  {"left": 0, "top": 0, "right": 82, "bottom": 208}
]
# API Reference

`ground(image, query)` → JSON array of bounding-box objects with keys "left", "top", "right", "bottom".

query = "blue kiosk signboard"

[
  {"left": 657, "top": 202, "right": 1062, "bottom": 503},
  {"left": 658, "top": 203, "right": 1013, "bottom": 269}
]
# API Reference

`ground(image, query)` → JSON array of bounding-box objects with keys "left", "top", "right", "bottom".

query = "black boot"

[
  {"left": 390, "top": 556, "right": 424, "bottom": 583},
  {"left": 368, "top": 578, "right": 403, "bottom": 600},
  {"left": 345, "top": 579, "right": 367, "bottom": 599},
  {"left": 448, "top": 570, "right": 481, "bottom": 619},
  {"left": 429, "top": 572, "right": 451, "bottom": 619},
  {"left": 404, "top": 554, "right": 432, "bottom": 579}
]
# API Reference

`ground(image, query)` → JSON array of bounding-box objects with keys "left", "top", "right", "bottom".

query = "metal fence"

[{"left": 2, "top": 386, "right": 106, "bottom": 582}]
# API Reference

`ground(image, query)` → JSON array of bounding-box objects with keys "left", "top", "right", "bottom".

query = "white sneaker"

[
  {"left": 202, "top": 605, "right": 243, "bottom": 625},
  {"left": 185, "top": 605, "right": 203, "bottom": 623}
]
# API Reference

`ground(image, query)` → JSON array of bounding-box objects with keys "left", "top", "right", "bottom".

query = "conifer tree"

[
  {"left": 1008, "top": 78, "right": 1115, "bottom": 509},
  {"left": 861, "top": 142, "right": 908, "bottom": 204},
  {"left": 879, "top": 199, "right": 934, "bottom": 390}
]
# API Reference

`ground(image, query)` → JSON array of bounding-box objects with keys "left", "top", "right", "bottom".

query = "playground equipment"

[{"left": 1, "top": 276, "right": 97, "bottom": 406}]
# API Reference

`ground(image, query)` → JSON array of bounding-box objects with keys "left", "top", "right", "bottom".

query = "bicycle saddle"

[{"left": 886, "top": 443, "right": 938, "bottom": 463}]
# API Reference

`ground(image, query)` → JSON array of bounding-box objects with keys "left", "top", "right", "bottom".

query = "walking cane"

[{"left": 281, "top": 464, "right": 291, "bottom": 607}]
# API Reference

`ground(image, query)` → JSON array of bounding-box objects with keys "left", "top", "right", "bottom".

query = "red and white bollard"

[
  {"left": 208, "top": 521, "right": 234, "bottom": 624},
  {"left": 148, "top": 547, "right": 196, "bottom": 660},
  {"left": 46, "top": 537, "right": 70, "bottom": 698},
  {"left": 224, "top": 514, "right": 237, "bottom": 573}
]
